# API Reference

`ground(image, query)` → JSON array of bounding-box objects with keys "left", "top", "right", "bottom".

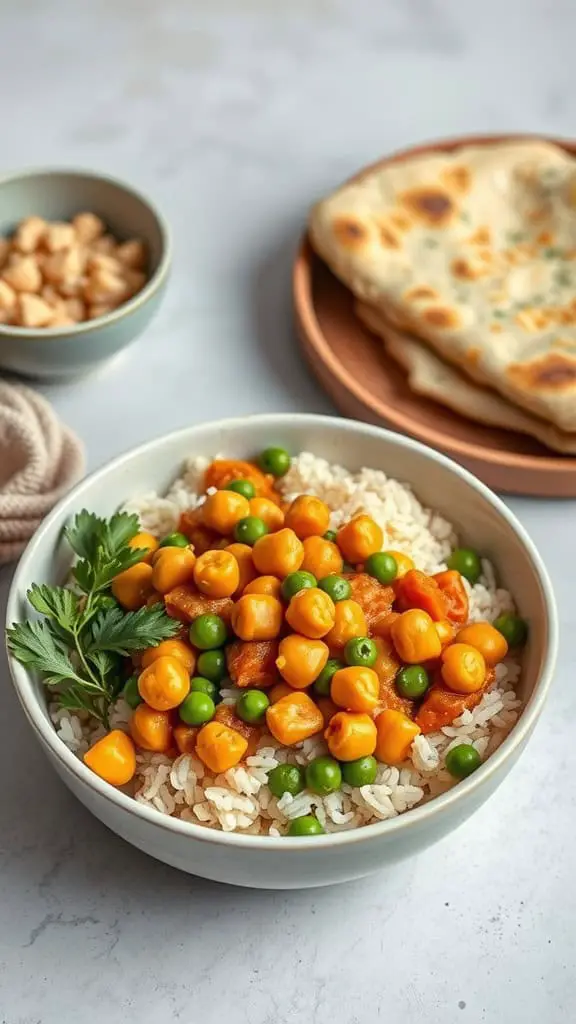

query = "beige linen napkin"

[{"left": 0, "top": 382, "right": 85, "bottom": 564}]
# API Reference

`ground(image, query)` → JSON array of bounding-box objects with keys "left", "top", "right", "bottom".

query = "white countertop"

[{"left": 1, "top": 1, "right": 574, "bottom": 1020}]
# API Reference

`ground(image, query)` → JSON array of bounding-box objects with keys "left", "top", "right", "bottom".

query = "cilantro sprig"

[{"left": 6, "top": 510, "right": 180, "bottom": 725}]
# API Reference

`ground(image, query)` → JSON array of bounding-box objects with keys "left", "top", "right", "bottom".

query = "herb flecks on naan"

[
  {"left": 355, "top": 300, "right": 576, "bottom": 454},
  {"left": 309, "top": 140, "right": 576, "bottom": 430}
]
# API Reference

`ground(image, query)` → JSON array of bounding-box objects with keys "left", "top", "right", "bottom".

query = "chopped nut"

[
  {"left": 13, "top": 216, "right": 47, "bottom": 253},
  {"left": 72, "top": 212, "right": 105, "bottom": 244},
  {"left": 87, "top": 253, "right": 123, "bottom": 275},
  {"left": 88, "top": 302, "right": 116, "bottom": 320},
  {"left": 49, "top": 311, "right": 76, "bottom": 327},
  {"left": 18, "top": 293, "right": 54, "bottom": 327},
  {"left": 44, "top": 222, "right": 76, "bottom": 252},
  {"left": 115, "top": 239, "right": 146, "bottom": 269},
  {"left": 90, "top": 233, "right": 116, "bottom": 255},
  {"left": 123, "top": 269, "right": 147, "bottom": 297},
  {"left": 2, "top": 255, "right": 42, "bottom": 293},
  {"left": 43, "top": 247, "right": 83, "bottom": 285},
  {"left": 65, "top": 297, "right": 85, "bottom": 321},
  {"left": 41, "top": 284, "right": 66, "bottom": 312},
  {"left": 0, "top": 279, "right": 17, "bottom": 315},
  {"left": 84, "top": 267, "right": 128, "bottom": 304}
]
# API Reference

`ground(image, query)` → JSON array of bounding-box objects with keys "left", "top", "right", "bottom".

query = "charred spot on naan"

[
  {"left": 399, "top": 187, "right": 456, "bottom": 227},
  {"left": 379, "top": 222, "right": 402, "bottom": 249},
  {"left": 440, "top": 164, "right": 471, "bottom": 195},
  {"left": 466, "top": 226, "right": 492, "bottom": 247},
  {"left": 508, "top": 353, "right": 576, "bottom": 393},
  {"left": 515, "top": 308, "right": 554, "bottom": 332},
  {"left": 420, "top": 305, "right": 462, "bottom": 330},
  {"left": 466, "top": 348, "right": 481, "bottom": 366},
  {"left": 403, "top": 285, "right": 439, "bottom": 303},
  {"left": 536, "top": 230, "right": 554, "bottom": 246},
  {"left": 490, "top": 323, "right": 504, "bottom": 333},
  {"left": 388, "top": 211, "right": 413, "bottom": 233},
  {"left": 450, "top": 256, "right": 490, "bottom": 281},
  {"left": 332, "top": 216, "right": 369, "bottom": 250}
]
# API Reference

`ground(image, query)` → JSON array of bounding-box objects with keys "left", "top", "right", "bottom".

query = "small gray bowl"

[{"left": 0, "top": 168, "right": 171, "bottom": 380}]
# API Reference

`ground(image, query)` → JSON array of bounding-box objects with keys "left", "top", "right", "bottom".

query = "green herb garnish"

[{"left": 6, "top": 511, "right": 180, "bottom": 725}]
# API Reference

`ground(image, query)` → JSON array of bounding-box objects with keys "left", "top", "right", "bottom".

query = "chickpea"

[
  {"left": 284, "top": 495, "right": 331, "bottom": 539},
  {"left": 337, "top": 515, "right": 383, "bottom": 564},
  {"left": 285, "top": 587, "right": 336, "bottom": 639}
]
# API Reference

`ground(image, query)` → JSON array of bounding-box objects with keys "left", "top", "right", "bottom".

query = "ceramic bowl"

[
  {"left": 0, "top": 168, "right": 171, "bottom": 379},
  {"left": 5, "top": 415, "right": 558, "bottom": 889}
]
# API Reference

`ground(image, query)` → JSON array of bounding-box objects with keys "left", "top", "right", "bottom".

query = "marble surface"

[{"left": 0, "top": 0, "right": 575, "bottom": 1020}]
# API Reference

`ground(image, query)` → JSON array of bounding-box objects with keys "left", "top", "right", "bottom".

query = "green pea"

[
  {"left": 445, "top": 743, "right": 482, "bottom": 779},
  {"left": 258, "top": 447, "right": 291, "bottom": 478},
  {"left": 318, "top": 574, "right": 351, "bottom": 603},
  {"left": 236, "top": 689, "right": 270, "bottom": 723},
  {"left": 341, "top": 755, "right": 378, "bottom": 787},
  {"left": 197, "top": 649, "right": 227, "bottom": 683},
  {"left": 313, "top": 657, "right": 344, "bottom": 696},
  {"left": 281, "top": 570, "right": 317, "bottom": 602},
  {"left": 395, "top": 664, "right": 430, "bottom": 699},
  {"left": 189, "top": 614, "right": 227, "bottom": 650},
  {"left": 267, "top": 763, "right": 305, "bottom": 798},
  {"left": 344, "top": 636, "right": 377, "bottom": 668},
  {"left": 305, "top": 755, "right": 342, "bottom": 795},
  {"left": 233, "top": 516, "right": 268, "bottom": 546},
  {"left": 323, "top": 530, "right": 337, "bottom": 542},
  {"left": 365, "top": 551, "right": 398, "bottom": 585},
  {"left": 224, "top": 478, "right": 256, "bottom": 500},
  {"left": 493, "top": 612, "right": 528, "bottom": 648},
  {"left": 446, "top": 547, "right": 482, "bottom": 584},
  {"left": 122, "top": 674, "right": 142, "bottom": 710},
  {"left": 190, "top": 676, "right": 219, "bottom": 701},
  {"left": 179, "top": 691, "right": 215, "bottom": 726},
  {"left": 159, "top": 531, "right": 189, "bottom": 548},
  {"left": 288, "top": 814, "right": 325, "bottom": 836}
]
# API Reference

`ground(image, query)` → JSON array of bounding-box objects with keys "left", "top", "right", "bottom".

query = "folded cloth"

[{"left": 0, "top": 382, "right": 85, "bottom": 564}]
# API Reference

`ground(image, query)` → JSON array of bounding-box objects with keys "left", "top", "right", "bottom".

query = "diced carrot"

[
  {"left": 204, "top": 460, "right": 279, "bottom": 502},
  {"left": 415, "top": 668, "right": 494, "bottom": 733},
  {"left": 394, "top": 569, "right": 447, "bottom": 621},
  {"left": 164, "top": 584, "right": 233, "bottom": 624},
  {"left": 226, "top": 640, "right": 279, "bottom": 689},
  {"left": 178, "top": 507, "right": 219, "bottom": 555},
  {"left": 433, "top": 570, "right": 469, "bottom": 624}
]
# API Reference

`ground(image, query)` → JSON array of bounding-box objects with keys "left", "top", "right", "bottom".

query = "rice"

[{"left": 52, "top": 452, "right": 523, "bottom": 836}]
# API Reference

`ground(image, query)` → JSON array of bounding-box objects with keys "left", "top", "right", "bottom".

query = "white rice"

[{"left": 52, "top": 452, "right": 523, "bottom": 836}]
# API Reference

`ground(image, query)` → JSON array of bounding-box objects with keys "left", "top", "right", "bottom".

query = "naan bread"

[
  {"left": 355, "top": 300, "right": 576, "bottom": 454},
  {"left": 309, "top": 141, "right": 576, "bottom": 431}
]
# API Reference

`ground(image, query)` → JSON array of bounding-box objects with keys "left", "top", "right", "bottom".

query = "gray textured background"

[{"left": 0, "top": 2, "right": 574, "bottom": 1021}]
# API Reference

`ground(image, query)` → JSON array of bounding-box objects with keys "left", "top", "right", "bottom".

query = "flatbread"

[
  {"left": 309, "top": 140, "right": 576, "bottom": 431},
  {"left": 355, "top": 300, "right": 576, "bottom": 454}
]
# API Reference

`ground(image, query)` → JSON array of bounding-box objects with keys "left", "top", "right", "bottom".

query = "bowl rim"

[
  {"left": 5, "top": 413, "right": 559, "bottom": 851},
  {"left": 0, "top": 166, "right": 172, "bottom": 339}
]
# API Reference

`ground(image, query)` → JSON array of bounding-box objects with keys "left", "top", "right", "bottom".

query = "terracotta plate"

[{"left": 294, "top": 133, "right": 576, "bottom": 497}]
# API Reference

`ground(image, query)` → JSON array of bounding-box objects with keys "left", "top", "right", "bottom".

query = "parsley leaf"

[
  {"left": 64, "top": 510, "right": 104, "bottom": 561},
  {"left": 7, "top": 509, "right": 180, "bottom": 726},
  {"left": 87, "top": 604, "right": 180, "bottom": 655},
  {"left": 27, "top": 584, "right": 80, "bottom": 636},
  {"left": 67, "top": 509, "right": 144, "bottom": 595},
  {"left": 6, "top": 620, "right": 85, "bottom": 688}
]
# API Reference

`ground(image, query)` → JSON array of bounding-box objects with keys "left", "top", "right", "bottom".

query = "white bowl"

[{"left": 5, "top": 415, "right": 558, "bottom": 889}]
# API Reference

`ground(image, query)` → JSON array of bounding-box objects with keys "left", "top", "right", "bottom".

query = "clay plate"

[{"left": 294, "top": 133, "right": 576, "bottom": 497}]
